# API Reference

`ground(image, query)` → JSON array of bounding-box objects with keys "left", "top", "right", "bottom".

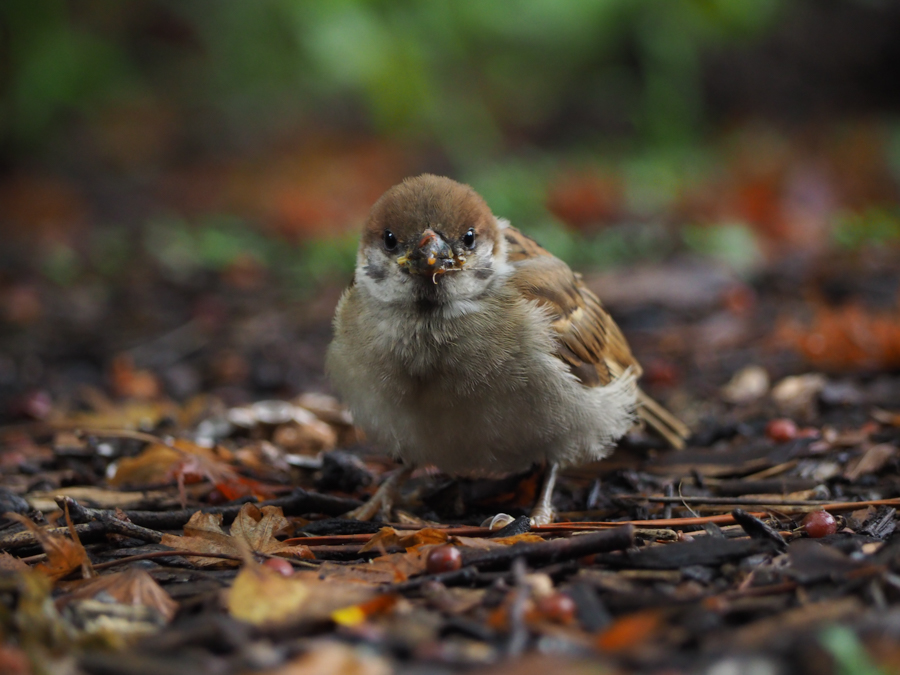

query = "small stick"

[{"left": 460, "top": 525, "right": 634, "bottom": 569}]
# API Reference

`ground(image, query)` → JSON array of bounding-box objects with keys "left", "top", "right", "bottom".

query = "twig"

[
  {"left": 460, "top": 525, "right": 634, "bottom": 569},
  {"left": 621, "top": 495, "right": 856, "bottom": 507},
  {"left": 0, "top": 520, "right": 109, "bottom": 552},
  {"left": 554, "top": 497, "right": 900, "bottom": 529},
  {"left": 92, "top": 550, "right": 243, "bottom": 570},
  {"left": 59, "top": 488, "right": 361, "bottom": 531}
]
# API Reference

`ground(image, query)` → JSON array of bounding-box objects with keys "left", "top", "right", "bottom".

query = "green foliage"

[
  {"left": 1, "top": 0, "right": 784, "bottom": 163},
  {"left": 682, "top": 222, "right": 763, "bottom": 272},
  {"left": 141, "top": 214, "right": 357, "bottom": 294},
  {"left": 1, "top": 1, "right": 134, "bottom": 144},
  {"left": 819, "top": 625, "right": 886, "bottom": 675},
  {"left": 833, "top": 207, "right": 900, "bottom": 249}
]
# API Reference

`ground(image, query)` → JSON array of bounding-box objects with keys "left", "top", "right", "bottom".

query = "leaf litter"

[{"left": 2, "top": 245, "right": 900, "bottom": 674}]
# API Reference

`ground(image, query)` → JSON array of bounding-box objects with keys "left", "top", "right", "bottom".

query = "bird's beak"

[{"left": 402, "top": 229, "right": 454, "bottom": 280}]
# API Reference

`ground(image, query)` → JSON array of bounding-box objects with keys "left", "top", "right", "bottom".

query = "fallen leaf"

[
  {"left": 843, "top": 444, "right": 897, "bottom": 481},
  {"left": 109, "top": 353, "right": 162, "bottom": 400},
  {"left": 25, "top": 486, "right": 174, "bottom": 513},
  {"left": 451, "top": 533, "right": 544, "bottom": 549},
  {"left": 7, "top": 512, "right": 92, "bottom": 581},
  {"left": 771, "top": 373, "right": 826, "bottom": 420},
  {"left": 595, "top": 609, "right": 666, "bottom": 653},
  {"left": 227, "top": 564, "right": 373, "bottom": 626},
  {"left": 159, "top": 503, "right": 313, "bottom": 566},
  {"left": 359, "top": 527, "right": 449, "bottom": 553},
  {"left": 722, "top": 365, "right": 770, "bottom": 404},
  {"left": 109, "top": 438, "right": 231, "bottom": 487},
  {"left": 331, "top": 594, "right": 398, "bottom": 627},
  {"left": 315, "top": 547, "right": 430, "bottom": 585},
  {"left": 58, "top": 568, "right": 178, "bottom": 622},
  {"left": 0, "top": 552, "right": 30, "bottom": 572},
  {"left": 68, "top": 399, "right": 178, "bottom": 431},
  {"left": 872, "top": 409, "right": 900, "bottom": 427},
  {"left": 107, "top": 443, "right": 182, "bottom": 487}
]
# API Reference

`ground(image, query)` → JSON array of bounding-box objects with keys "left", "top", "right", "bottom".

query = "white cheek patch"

[{"left": 356, "top": 249, "right": 411, "bottom": 304}]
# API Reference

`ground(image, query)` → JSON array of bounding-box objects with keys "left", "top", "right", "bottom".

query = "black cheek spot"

[{"left": 364, "top": 261, "right": 387, "bottom": 282}]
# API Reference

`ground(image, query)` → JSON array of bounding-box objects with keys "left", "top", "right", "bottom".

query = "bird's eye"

[
  {"left": 383, "top": 230, "right": 398, "bottom": 251},
  {"left": 462, "top": 228, "right": 476, "bottom": 248}
]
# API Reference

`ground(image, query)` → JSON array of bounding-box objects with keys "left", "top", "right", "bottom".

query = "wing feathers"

[{"left": 504, "top": 224, "right": 689, "bottom": 448}]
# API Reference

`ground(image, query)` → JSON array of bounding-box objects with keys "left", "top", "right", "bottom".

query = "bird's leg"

[
  {"left": 529, "top": 462, "right": 559, "bottom": 526},
  {"left": 344, "top": 465, "right": 414, "bottom": 521}
]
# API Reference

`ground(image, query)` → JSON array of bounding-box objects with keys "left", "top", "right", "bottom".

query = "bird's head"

[{"left": 355, "top": 175, "right": 507, "bottom": 307}]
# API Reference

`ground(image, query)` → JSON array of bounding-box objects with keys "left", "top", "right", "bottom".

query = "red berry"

[
  {"left": 801, "top": 511, "right": 837, "bottom": 538},
  {"left": 263, "top": 557, "right": 295, "bottom": 576},
  {"left": 766, "top": 418, "right": 798, "bottom": 442},
  {"left": 425, "top": 545, "right": 462, "bottom": 574},
  {"left": 205, "top": 488, "right": 228, "bottom": 505},
  {"left": 537, "top": 592, "right": 576, "bottom": 623}
]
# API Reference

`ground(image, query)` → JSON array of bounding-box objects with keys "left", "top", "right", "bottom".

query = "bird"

[{"left": 326, "top": 174, "right": 689, "bottom": 525}]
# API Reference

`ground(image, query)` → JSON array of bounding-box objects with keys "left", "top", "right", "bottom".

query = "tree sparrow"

[{"left": 327, "top": 175, "right": 689, "bottom": 525}]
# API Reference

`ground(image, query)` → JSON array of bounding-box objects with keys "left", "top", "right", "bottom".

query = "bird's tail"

[{"left": 637, "top": 389, "right": 690, "bottom": 449}]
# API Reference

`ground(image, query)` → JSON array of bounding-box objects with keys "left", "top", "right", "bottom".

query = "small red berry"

[
  {"left": 262, "top": 557, "right": 295, "bottom": 576},
  {"left": 766, "top": 418, "right": 798, "bottom": 442},
  {"left": 426, "top": 545, "right": 462, "bottom": 574},
  {"left": 205, "top": 488, "right": 228, "bottom": 505},
  {"left": 537, "top": 592, "right": 576, "bottom": 623},
  {"left": 801, "top": 511, "right": 837, "bottom": 538}
]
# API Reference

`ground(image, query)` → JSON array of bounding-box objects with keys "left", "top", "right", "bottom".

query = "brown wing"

[
  {"left": 503, "top": 226, "right": 641, "bottom": 387},
  {"left": 504, "top": 226, "right": 690, "bottom": 448}
]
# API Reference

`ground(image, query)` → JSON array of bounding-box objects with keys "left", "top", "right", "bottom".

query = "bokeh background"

[{"left": 2, "top": 0, "right": 900, "bottom": 419}]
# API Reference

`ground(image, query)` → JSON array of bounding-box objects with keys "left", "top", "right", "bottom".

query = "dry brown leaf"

[
  {"left": 67, "top": 399, "right": 178, "bottom": 431},
  {"left": 873, "top": 408, "right": 900, "bottom": 427},
  {"left": 774, "top": 303, "right": 900, "bottom": 371},
  {"left": 359, "top": 527, "right": 449, "bottom": 553},
  {"left": 26, "top": 486, "right": 174, "bottom": 513},
  {"left": 450, "top": 533, "right": 544, "bottom": 550},
  {"left": 595, "top": 609, "right": 666, "bottom": 653},
  {"left": 843, "top": 443, "right": 897, "bottom": 481},
  {"left": 159, "top": 503, "right": 313, "bottom": 566},
  {"left": 0, "top": 552, "right": 30, "bottom": 573},
  {"left": 109, "top": 438, "right": 232, "bottom": 487},
  {"left": 227, "top": 564, "right": 373, "bottom": 626},
  {"left": 108, "top": 443, "right": 181, "bottom": 487},
  {"left": 272, "top": 419, "right": 337, "bottom": 454},
  {"left": 6, "top": 512, "right": 92, "bottom": 581},
  {"left": 58, "top": 568, "right": 178, "bottom": 622},
  {"left": 314, "top": 547, "right": 429, "bottom": 585}
]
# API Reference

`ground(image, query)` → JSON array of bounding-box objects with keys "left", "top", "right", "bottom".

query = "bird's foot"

[
  {"left": 529, "top": 462, "right": 559, "bottom": 526},
  {"left": 529, "top": 504, "right": 555, "bottom": 527},
  {"left": 343, "top": 466, "right": 413, "bottom": 522}
]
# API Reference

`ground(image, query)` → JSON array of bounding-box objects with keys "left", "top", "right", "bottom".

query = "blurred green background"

[
  {"left": 2, "top": 0, "right": 900, "bottom": 290},
  {"left": 2, "top": 0, "right": 900, "bottom": 409}
]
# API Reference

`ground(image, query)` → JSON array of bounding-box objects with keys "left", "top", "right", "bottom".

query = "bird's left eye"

[{"left": 462, "top": 228, "right": 476, "bottom": 248}]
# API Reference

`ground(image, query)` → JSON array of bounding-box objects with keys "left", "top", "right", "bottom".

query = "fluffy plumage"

[{"left": 327, "top": 175, "right": 688, "bottom": 522}]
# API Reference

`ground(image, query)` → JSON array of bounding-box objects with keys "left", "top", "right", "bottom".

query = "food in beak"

[{"left": 405, "top": 229, "right": 454, "bottom": 278}]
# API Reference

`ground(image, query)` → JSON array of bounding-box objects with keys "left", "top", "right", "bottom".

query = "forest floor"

[{"left": 2, "top": 225, "right": 900, "bottom": 674}]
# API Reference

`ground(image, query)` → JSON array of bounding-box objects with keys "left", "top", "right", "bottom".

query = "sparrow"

[{"left": 326, "top": 174, "right": 689, "bottom": 525}]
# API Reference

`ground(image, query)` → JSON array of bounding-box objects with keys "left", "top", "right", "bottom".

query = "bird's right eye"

[{"left": 383, "top": 230, "right": 398, "bottom": 251}]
